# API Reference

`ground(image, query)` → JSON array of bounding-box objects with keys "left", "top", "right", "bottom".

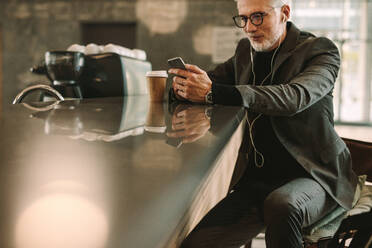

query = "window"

[{"left": 291, "top": 0, "right": 372, "bottom": 124}]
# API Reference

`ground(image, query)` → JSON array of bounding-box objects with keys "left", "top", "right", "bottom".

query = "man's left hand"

[{"left": 169, "top": 64, "right": 212, "bottom": 103}]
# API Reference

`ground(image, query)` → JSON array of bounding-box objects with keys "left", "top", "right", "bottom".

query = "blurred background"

[{"left": 0, "top": 0, "right": 371, "bottom": 138}]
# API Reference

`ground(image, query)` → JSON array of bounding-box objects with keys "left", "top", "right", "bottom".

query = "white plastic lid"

[{"left": 146, "top": 70, "right": 168, "bottom": 78}]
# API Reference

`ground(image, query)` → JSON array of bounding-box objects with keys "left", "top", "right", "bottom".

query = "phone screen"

[{"left": 167, "top": 57, "right": 187, "bottom": 70}]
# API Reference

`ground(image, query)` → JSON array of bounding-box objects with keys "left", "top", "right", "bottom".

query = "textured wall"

[{"left": 0, "top": 0, "right": 236, "bottom": 107}]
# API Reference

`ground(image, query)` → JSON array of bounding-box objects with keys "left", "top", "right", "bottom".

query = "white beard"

[{"left": 250, "top": 27, "right": 283, "bottom": 52}]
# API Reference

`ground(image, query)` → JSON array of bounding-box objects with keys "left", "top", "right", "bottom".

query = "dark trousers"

[{"left": 180, "top": 177, "right": 338, "bottom": 248}]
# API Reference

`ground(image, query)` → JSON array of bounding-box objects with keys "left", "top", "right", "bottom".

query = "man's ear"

[{"left": 281, "top": 5, "right": 291, "bottom": 22}]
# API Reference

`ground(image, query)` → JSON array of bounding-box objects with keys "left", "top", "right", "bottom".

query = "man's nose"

[{"left": 244, "top": 21, "right": 257, "bottom": 33}]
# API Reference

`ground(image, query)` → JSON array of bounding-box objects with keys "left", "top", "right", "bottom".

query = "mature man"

[{"left": 168, "top": 0, "right": 358, "bottom": 247}]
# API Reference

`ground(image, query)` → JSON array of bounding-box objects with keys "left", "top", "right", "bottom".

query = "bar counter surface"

[{"left": 0, "top": 96, "right": 245, "bottom": 248}]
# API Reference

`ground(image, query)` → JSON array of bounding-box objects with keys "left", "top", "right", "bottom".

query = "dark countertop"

[{"left": 0, "top": 96, "right": 245, "bottom": 248}]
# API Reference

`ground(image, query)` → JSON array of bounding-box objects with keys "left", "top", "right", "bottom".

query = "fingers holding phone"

[
  {"left": 173, "top": 72, "right": 212, "bottom": 103},
  {"left": 168, "top": 57, "right": 189, "bottom": 100},
  {"left": 167, "top": 57, "right": 212, "bottom": 103}
]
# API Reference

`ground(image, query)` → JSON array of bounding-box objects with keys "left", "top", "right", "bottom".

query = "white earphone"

[
  {"left": 248, "top": 39, "right": 282, "bottom": 168},
  {"left": 282, "top": 15, "right": 287, "bottom": 22}
]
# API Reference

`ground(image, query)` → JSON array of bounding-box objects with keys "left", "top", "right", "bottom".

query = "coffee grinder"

[{"left": 31, "top": 51, "right": 85, "bottom": 99}]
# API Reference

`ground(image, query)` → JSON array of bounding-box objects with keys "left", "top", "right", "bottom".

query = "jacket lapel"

[
  {"left": 234, "top": 39, "right": 254, "bottom": 85},
  {"left": 237, "top": 22, "right": 300, "bottom": 85},
  {"left": 270, "top": 22, "right": 300, "bottom": 82},
  {"left": 239, "top": 61, "right": 253, "bottom": 85}
]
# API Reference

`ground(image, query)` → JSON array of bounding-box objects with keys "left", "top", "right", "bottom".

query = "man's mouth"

[{"left": 250, "top": 35, "right": 263, "bottom": 41}]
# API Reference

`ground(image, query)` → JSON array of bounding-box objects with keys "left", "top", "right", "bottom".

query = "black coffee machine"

[{"left": 29, "top": 51, "right": 152, "bottom": 100}]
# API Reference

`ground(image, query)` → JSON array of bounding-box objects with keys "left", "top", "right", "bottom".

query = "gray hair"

[
  {"left": 274, "top": 0, "right": 292, "bottom": 7},
  {"left": 234, "top": 0, "right": 292, "bottom": 7}
]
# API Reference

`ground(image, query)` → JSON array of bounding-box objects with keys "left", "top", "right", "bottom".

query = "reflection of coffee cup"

[
  {"left": 146, "top": 71, "right": 168, "bottom": 102},
  {"left": 145, "top": 102, "right": 166, "bottom": 133}
]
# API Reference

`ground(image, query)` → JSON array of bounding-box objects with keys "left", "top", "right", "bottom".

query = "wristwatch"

[{"left": 205, "top": 90, "right": 213, "bottom": 104}]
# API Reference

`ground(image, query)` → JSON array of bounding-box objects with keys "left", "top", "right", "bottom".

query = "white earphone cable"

[{"left": 247, "top": 39, "right": 282, "bottom": 168}]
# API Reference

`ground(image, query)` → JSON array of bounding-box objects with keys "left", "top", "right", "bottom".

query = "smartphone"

[{"left": 167, "top": 57, "right": 187, "bottom": 70}]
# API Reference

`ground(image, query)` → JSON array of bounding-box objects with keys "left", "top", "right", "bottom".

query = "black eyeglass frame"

[{"left": 232, "top": 7, "right": 280, "bottom": 28}]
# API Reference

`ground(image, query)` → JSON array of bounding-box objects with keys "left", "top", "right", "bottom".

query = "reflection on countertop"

[
  {"left": 0, "top": 97, "right": 245, "bottom": 248},
  {"left": 28, "top": 96, "right": 149, "bottom": 142}
]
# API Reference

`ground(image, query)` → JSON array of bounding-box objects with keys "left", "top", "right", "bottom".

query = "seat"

[
  {"left": 246, "top": 137, "right": 372, "bottom": 248},
  {"left": 302, "top": 137, "right": 372, "bottom": 248}
]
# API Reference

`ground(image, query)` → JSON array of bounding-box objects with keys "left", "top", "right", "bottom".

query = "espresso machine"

[{"left": 18, "top": 50, "right": 152, "bottom": 103}]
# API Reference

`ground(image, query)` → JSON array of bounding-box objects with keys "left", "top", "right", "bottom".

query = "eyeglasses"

[{"left": 232, "top": 8, "right": 276, "bottom": 28}]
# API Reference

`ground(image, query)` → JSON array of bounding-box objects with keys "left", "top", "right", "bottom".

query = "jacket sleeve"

[
  {"left": 207, "top": 53, "right": 243, "bottom": 106},
  {"left": 213, "top": 37, "right": 340, "bottom": 116}
]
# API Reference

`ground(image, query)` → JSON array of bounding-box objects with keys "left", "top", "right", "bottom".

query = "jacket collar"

[
  {"left": 270, "top": 22, "right": 300, "bottom": 81},
  {"left": 239, "top": 22, "right": 301, "bottom": 85},
  {"left": 278, "top": 21, "right": 300, "bottom": 55}
]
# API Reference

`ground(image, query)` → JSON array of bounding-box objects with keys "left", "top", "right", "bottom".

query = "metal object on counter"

[{"left": 13, "top": 84, "right": 64, "bottom": 104}]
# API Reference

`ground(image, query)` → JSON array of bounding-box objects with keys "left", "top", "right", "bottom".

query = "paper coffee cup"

[{"left": 146, "top": 71, "right": 168, "bottom": 102}]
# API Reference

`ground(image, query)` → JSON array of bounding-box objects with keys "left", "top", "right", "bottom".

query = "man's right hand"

[
  {"left": 169, "top": 64, "right": 212, "bottom": 103},
  {"left": 173, "top": 87, "right": 187, "bottom": 101}
]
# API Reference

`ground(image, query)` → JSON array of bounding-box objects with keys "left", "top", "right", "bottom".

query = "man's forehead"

[{"left": 237, "top": 0, "right": 274, "bottom": 11}]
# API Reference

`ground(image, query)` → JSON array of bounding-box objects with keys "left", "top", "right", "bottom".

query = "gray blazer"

[{"left": 208, "top": 22, "right": 358, "bottom": 209}]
